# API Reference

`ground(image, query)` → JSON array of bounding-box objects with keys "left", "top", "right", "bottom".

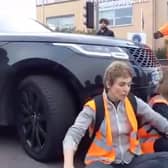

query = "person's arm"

[
  {"left": 63, "top": 149, "right": 75, "bottom": 168},
  {"left": 136, "top": 97, "right": 168, "bottom": 134},
  {"left": 159, "top": 23, "right": 168, "bottom": 36},
  {"left": 153, "top": 23, "right": 168, "bottom": 39},
  {"left": 63, "top": 106, "right": 95, "bottom": 168}
]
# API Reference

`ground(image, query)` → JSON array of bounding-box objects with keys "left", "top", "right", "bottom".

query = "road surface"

[{"left": 0, "top": 127, "right": 84, "bottom": 168}]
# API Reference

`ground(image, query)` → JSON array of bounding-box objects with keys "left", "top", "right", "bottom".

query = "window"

[
  {"left": 99, "top": 5, "right": 133, "bottom": 27},
  {"left": 47, "top": 15, "right": 75, "bottom": 32},
  {"left": 115, "top": 7, "right": 132, "bottom": 25}
]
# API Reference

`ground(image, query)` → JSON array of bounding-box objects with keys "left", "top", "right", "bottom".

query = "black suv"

[{"left": 0, "top": 16, "right": 162, "bottom": 161}]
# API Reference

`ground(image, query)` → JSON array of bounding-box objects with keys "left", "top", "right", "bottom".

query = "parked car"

[{"left": 0, "top": 15, "right": 162, "bottom": 162}]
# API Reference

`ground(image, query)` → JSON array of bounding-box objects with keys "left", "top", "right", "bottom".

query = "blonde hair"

[
  {"left": 103, "top": 61, "right": 133, "bottom": 91},
  {"left": 158, "top": 69, "right": 168, "bottom": 100}
]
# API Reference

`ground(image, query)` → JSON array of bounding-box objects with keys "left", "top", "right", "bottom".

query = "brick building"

[{"left": 36, "top": 0, "right": 168, "bottom": 50}]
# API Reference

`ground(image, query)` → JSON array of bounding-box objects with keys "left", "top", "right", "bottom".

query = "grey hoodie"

[{"left": 63, "top": 93, "right": 168, "bottom": 164}]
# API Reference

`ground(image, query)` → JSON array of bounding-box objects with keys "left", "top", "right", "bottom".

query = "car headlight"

[{"left": 53, "top": 43, "right": 129, "bottom": 59}]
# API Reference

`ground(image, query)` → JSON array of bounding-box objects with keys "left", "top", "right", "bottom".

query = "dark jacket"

[
  {"left": 153, "top": 103, "right": 168, "bottom": 119},
  {"left": 96, "top": 27, "right": 115, "bottom": 37},
  {"left": 150, "top": 93, "right": 168, "bottom": 119}
]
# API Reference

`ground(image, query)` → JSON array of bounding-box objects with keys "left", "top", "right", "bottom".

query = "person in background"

[
  {"left": 138, "top": 69, "right": 168, "bottom": 153},
  {"left": 96, "top": 18, "right": 115, "bottom": 37},
  {"left": 63, "top": 61, "right": 168, "bottom": 168}
]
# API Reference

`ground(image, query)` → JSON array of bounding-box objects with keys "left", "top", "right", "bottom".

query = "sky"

[{"left": 0, "top": 0, "right": 36, "bottom": 18}]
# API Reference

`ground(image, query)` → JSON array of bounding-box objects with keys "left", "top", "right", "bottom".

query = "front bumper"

[{"left": 131, "top": 66, "right": 162, "bottom": 101}]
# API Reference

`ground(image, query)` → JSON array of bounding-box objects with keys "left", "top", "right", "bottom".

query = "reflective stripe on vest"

[
  {"left": 84, "top": 95, "right": 141, "bottom": 165},
  {"left": 140, "top": 137, "right": 158, "bottom": 154},
  {"left": 138, "top": 95, "right": 167, "bottom": 154},
  {"left": 138, "top": 125, "right": 160, "bottom": 153}
]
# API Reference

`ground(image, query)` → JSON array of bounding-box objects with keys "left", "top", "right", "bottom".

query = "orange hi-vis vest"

[
  {"left": 84, "top": 95, "right": 142, "bottom": 165},
  {"left": 159, "top": 23, "right": 168, "bottom": 36},
  {"left": 138, "top": 94, "right": 168, "bottom": 154},
  {"left": 148, "top": 94, "right": 168, "bottom": 107}
]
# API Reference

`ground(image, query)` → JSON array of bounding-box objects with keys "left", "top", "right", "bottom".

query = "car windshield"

[{"left": 0, "top": 15, "right": 51, "bottom": 33}]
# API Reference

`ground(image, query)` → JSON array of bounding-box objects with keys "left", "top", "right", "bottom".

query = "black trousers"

[
  {"left": 154, "top": 137, "right": 168, "bottom": 152},
  {"left": 85, "top": 152, "right": 168, "bottom": 168}
]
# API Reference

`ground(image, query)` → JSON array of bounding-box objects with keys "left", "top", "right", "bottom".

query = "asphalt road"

[{"left": 0, "top": 127, "right": 84, "bottom": 168}]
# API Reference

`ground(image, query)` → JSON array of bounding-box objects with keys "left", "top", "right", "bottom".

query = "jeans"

[
  {"left": 154, "top": 137, "right": 168, "bottom": 152},
  {"left": 85, "top": 152, "right": 168, "bottom": 168}
]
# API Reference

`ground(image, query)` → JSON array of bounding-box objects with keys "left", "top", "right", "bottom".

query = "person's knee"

[{"left": 135, "top": 160, "right": 163, "bottom": 168}]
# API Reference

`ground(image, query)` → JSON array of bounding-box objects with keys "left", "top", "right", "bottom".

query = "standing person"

[
  {"left": 63, "top": 61, "right": 168, "bottom": 168},
  {"left": 138, "top": 69, "right": 168, "bottom": 153},
  {"left": 96, "top": 18, "right": 115, "bottom": 37}
]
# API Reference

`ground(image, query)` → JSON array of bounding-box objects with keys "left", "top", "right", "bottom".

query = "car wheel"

[{"left": 16, "top": 75, "right": 76, "bottom": 162}]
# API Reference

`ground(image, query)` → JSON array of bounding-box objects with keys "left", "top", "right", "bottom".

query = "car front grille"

[{"left": 125, "top": 47, "right": 160, "bottom": 67}]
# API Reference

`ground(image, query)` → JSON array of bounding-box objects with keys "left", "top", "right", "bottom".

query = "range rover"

[{"left": 0, "top": 15, "right": 162, "bottom": 161}]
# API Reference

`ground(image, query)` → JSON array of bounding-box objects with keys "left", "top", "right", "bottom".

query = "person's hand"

[{"left": 153, "top": 31, "right": 164, "bottom": 39}]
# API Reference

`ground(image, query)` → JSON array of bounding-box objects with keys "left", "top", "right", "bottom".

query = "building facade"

[{"left": 36, "top": 0, "right": 168, "bottom": 50}]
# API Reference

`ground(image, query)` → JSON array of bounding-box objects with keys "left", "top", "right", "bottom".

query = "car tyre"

[{"left": 16, "top": 75, "right": 76, "bottom": 162}]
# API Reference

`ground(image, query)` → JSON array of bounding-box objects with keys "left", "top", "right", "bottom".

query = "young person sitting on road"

[{"left": 63, "top": 61, "right": 168, "bottom": 168}]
